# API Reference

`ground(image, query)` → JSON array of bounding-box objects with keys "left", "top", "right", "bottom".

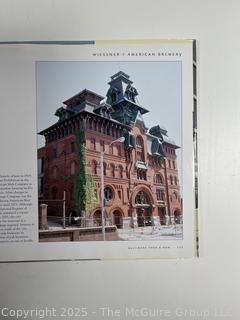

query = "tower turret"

[{"left": 106, "top": 71, "right": 149, "bottom": 126}]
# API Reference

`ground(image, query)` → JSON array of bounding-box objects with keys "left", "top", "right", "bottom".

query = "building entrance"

[
  {"left": 174, "top": 209, "right": 181, "bottom": 224},
  {"left": 93, "top": 210, "right": 102, "bottom": 226},
  {"left": 158, "top": 207, "right": 167, "bottom": 225},
  {"left": 135, "top": 191, "right": 152, "bottom": 226},
  {"left": 112, "top": 210, "right": 123, "bottom": 229}
]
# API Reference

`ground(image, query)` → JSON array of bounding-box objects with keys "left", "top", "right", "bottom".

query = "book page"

[{"left": 0, "top": 40, "right": 197, "bottom": 261}]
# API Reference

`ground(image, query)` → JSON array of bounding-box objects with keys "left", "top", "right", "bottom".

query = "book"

[{"left": 0, "top": 40, "right": 198, "bottom": 261}]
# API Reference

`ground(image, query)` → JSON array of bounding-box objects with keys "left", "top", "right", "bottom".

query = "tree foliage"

[
  {"left": 74, "top": 130, "right": 98, "bottom": 216},
  {"left": 74, "top": 130, "right": 86, "bottom": 215},
  {"left": 85, "top": 174, "right": 98, "bottom": 214}
]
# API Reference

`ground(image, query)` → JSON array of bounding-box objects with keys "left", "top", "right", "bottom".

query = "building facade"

[{"left": 38, "top": 71, "right": 182, "bottom": 228}]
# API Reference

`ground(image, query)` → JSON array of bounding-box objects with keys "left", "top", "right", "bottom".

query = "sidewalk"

[{"left": 118, "top": 225, "right": 183, "bottom": 241}]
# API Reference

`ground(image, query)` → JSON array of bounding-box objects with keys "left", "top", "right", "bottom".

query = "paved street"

[
  {"left": 43, "top": 218, "right": 183, "bottom": 241},
  {"left": 118, "top": 225, "right": 183, "bottom": 241}
]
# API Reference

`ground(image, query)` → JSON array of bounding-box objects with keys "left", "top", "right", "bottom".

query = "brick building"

[{"left": 38, "top": 71, "right": 182, "bottom": 228}]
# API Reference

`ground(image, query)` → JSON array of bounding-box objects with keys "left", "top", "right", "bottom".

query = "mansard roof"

[
  {"left": 108, "top": 71, "right": 133, "bottom": 85},
  {"left": 54, "top": 107, "right": 75, "bottom": 122},
  {"left": 63, "top": 89, "right": 104, "bottom": 108},
  {"left": 38, "top": 108, "right": 129, "bottom": 136},
  {"left": 38, "top": 72, "right": 179, "bottom": 152},
  {"left": 149, "top": 125, "right": 167, "bottom": 138},
  {"left": 106, "top": 71, "right": 149, "bottom": 120},
  {"left": 147, "top": 125, "right": 180, "bottom": 149},
  {"left": 146, "top": 135, "right": 165, "bottom": 157}
]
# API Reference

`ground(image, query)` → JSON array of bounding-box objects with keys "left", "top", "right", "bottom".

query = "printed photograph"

[{"left": 37, "top": 61, "right": 183, "bottom": 242}]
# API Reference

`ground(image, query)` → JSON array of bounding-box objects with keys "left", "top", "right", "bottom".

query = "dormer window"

[
  {"left": 136, "top": 135, "right": 145, "bottom": 162},
  {"left": 136, "top": 136, "right": 144, "bottom": 148},
  {"left": 112, "top": 92, "right": 118, "bottom": 103},
  {"left": 126, "top": 85, "right": 137, "bottom": 102},
  {"left": 127, "top": 91, "right": 135, "bottom": 102}
]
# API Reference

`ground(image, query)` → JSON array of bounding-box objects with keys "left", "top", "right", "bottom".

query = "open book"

[{"left": 0, "top": 40, "right": 198, "bottom": 261}]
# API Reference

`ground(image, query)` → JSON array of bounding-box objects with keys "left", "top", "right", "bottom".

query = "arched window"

[
  {"left": 174, "top": 176, "right": 178, "bottom": 185},
  {"left": 109, "top": 144, "right": 113, "bottom": 155},
  {"left": 156, "top": 189, "right": 165, "bottom": 201},
  {"left": 119, "top": 165, "right": 123, "bottom": 178},
  {"left": 92, "top": 160, "right": 97, "bottom": 175},
  {"left": 90, "top": 138, "right": 96, "bottom": 150},
  {"left": 100, "top": 140, "right": 105, "bottom": 152},
  {"left": 168, "top": 159, "right": 171, "bottom": 168},
  {"left": 118, "top": 190, "right": 122, "bottom": 199},
  {"left": 172, "top": 160, "right": 176, "bottom": 169},
  {"left": 137, "top": 169, "right": 146, "bottom": 180},
  {"left": 155, "top": 173, "right": 164, "bottom": 184},
  {"left": 135, "top": 191, "right": 149, "bottom": 205},
  {"left": 136, "top": 135, "right": 145, "bottom": 161},
  {"left": 110, "top": 163, "right": 115, "bottom": 177},
  {"left": 104, "top": 186, "right": 114, "bottom": 201},
  {"left": 173, "top": 192, "right": 178, "bottom": 200},
  {"left": 170, "top": 175, "right": 173, "bottom": 185}
]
